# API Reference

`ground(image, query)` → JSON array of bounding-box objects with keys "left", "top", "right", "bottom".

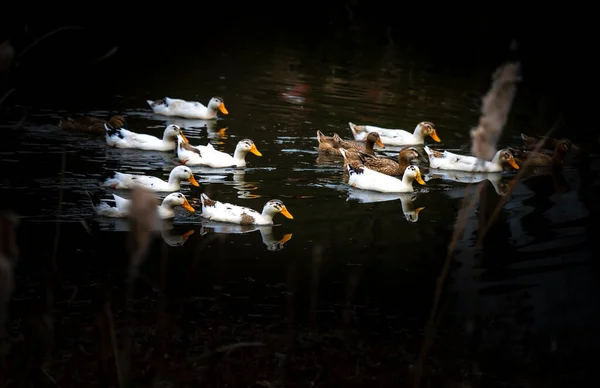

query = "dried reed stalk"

[
  {"left": 126, "top": 187, "right": 160, "bottom": 280},
  {"left": 414, "top": 61, "right": 522, "bottom": 387},
  {"left": 471, "top": 62, "right": 521, "bottom": 161},
  {"left": 0, "top": 211, "right": 19, "bottom": 386}
]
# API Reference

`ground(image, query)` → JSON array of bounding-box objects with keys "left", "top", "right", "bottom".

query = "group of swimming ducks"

[{"left": 57, "top": 94, "right": 577, "bottom": 228}]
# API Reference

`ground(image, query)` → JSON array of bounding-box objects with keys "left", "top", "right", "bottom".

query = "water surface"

[{"left": 1, "top": 30, "right": 598, "bottom": 387}]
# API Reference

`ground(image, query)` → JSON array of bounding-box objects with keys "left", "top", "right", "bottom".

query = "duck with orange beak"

[
  {"left": 349, "top": 121, "right": 441, "bottom": 146},
  {"left": 146, "top": 96, "right": 229, "bottom": 119},
  {"left": 424, "top": 146, "right": 520, "bottom": 172},
  {"left": 87, "top": 192, "right": 196, "bottom": 219},
  {"left": 176, "top": 136, "right": 262, "bottom": 168},
  {"left": 102, "top": 165, "right": 200, "bottom": 192}
]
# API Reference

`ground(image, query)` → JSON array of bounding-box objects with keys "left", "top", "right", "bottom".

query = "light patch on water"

[{"left": 281, "top": 148, "right": 318, "bottom": 154}]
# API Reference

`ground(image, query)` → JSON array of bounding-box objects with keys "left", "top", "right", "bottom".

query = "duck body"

[
  {"left": 199, "top": 193, "right": 294, "bottom": 226},
  {"left": 87, "top": 192, "right": 195, "bottom": 219},
  {"left": 102, "top": 166, "right": 199, "bottom": 192},
  {"left": 177, "top": 136, "right": 262, "bottom": 168},
  {"left": 344, "top": 147, "right": 421, "bottom": 176},
  {"left": 509, "top": 139, "right": 571, "bottom": 168},
  {"left": 424, "top": 146, "right": 520, "bottom": 172},
  {"left": 316, "top": 131, "right": 384, "bottom": 156},
  {"left": 105, "top": 123, "right": 187, "bottom": 151},
  {"left": 349, "top": 121, "right": 441, "bottom": 146},
  {"left": 59, "top": 115, "right": 126, "bottom": 136},
  {"left": 146, "top": 96, "right": 228, "bottom": 119},
  {"left": 340, "top": 148, "right": 425, "bottom": 193}
]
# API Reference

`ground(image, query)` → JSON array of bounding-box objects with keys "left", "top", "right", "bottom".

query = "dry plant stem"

[
  {"left": 477, "top": 119, "right": 561, "bottom": 244},
  {"left": 153, "top": 242, "right": 170, "bottom": 386},
  {"left": 15, "top": 26, "right": 84, "bottom": 66},
  {"left": 51, "top": 149, "right": 67, "bottom": 271},
  {"left": 412, "top": 182, "right": 484, "bottom": 388},
  {"left": 0, "top": 88, "right": 15, "bottom": 107},
  {"left": 105, "top": 301, "right": 124, "bottom": 388},
  {"left": 310, "top": 244, "right": 323, "bottom": 327},
  {"left": 470, "top": 62, "right": 520, "bottom": 160}
]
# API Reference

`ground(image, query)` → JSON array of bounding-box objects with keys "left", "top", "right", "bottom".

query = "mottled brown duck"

[
  {"left": 316, "top": 130, "right": 384, "bottom": 156},
  {"left": 509, "top": 138, "right": 571, "bottom": 168},
  {"left": 58, "top": 115, "right": 126, "bottom": 136},
  {"left": 342, "top": 146, "right": 421, "bottom": 176}
]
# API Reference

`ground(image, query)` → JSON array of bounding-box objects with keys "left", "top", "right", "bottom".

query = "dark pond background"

[{"left": 1, "top": 6, "right": 599, "bottom": 387}]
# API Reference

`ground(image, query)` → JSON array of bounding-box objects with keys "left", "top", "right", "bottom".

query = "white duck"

[
  {"left": 340, "top": 148, "right": 426, "bottom": 193},
  {"left": 146, "top": 96, "right": 229, "bottom": 119},
  {"left": 349, "top": 121, "right": 441, "bottom": 146},
  {"left": 424, "top": 146, "right": 520, "bottom": 172},
  {"left": 199, "top": 193, "right": 294, "bottom": 225},
  {"left": 102, "top": 165, "right": 200, "bottom": 192},
  {"left": 87, "top": 191, "right": 196, "bottom": 219},
  {"left": 176, "top": 135, "right": 262, "bottom": 168},
  {"left": 105, "top": 123, "right": 188, "bottom": 151}
]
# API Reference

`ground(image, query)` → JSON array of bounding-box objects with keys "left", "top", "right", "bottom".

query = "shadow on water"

[{"left": 1, "top": 20, "right": 599, "bottom": 387}]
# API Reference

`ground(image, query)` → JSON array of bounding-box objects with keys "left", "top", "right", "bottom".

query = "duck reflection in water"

[
  {"left": 190, "top": 169, "right": 260, "bottom": 199},
  {"left": 425, "top": 170, "right": 511, "bottom": 196},
  {"left": 164, "top": 117, "right": 228, "bottom": 144},
  {"left": 92, "top": 218, "right": 196, "bottom": 247},
  {"left": 346, "top": 190, "right": 426, "bottom": 222},
  {"left": 200, "top": 221, "right": 293, "bottom": 251}
]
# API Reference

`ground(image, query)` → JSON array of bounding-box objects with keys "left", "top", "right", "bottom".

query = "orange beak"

[
  {"left": 375, "top": 138, "right": 385, "bottom": 148},
  {"left": 218, "top": 103, "right": 229, "bottom": 115},
  {"left": 187, "top": 174, "right": 200, "bottom": 187},
  {"left": 508, "top": 155, "right": 520, "bottom": 170},
  {"left": 249, "top": 144, "right": 262, "bottom": 157},
  {"left": 280, "top": 206, "right": 293, "bottom": 219},
  {"left": 181, "top": 196, "right": 195, "bottom": 212},
  {"left": 430, "top": 130, "right": 441, "bottom": 142}
]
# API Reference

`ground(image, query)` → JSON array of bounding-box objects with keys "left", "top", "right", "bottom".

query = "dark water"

[{"left": 1, "top": 18, "right": 599, "bottom": 387}]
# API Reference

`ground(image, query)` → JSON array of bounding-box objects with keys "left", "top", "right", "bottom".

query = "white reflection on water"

[{"left": 200, "top": 220, "right": 293, "bottom": 251}]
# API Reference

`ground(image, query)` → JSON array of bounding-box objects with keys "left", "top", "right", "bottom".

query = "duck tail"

[
  {"left": 147, "top": 98, "right": 167, "bottom": 108},
  {"left": 348, "top": 122, "right": 366, "bottom": 139},
  {"left": 104, "top": 121, "right": 123, "bottom": 139},
  {"left": 316, "top": 130, "right": 326, "bottom": 143},
  {"left": 200, "top": 193, "right": 215, "bottom": 208},
  {"left": 101, "top": 172, "right": 121, "bottom": 188},
  {"left": 85, "top": 190, "right": 102, "bottom": 212}
]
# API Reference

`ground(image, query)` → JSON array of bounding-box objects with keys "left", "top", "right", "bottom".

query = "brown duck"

[
  {"left": 509, "top": 138, "right": 571, "bottom": 168},
  {"left": 520, "top": 133, "right": 580, "bottom": 153},
  {"left": 58, "top": 115, "right": 127, "bottom": 136},
  {"left": 342, "top": 146, "right": 422, "bottom": 176},
  {"left": 316, "top": 130, "right": 384, "bottom": 156}
]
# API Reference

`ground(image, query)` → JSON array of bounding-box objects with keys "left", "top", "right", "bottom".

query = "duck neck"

[
  {"left": 233, "top": 146, "right": 248, "bottom": 162},
  {"left": 398, "top": 153, "right": 410, "bottom": 169},
  {"left": 364, "top": 138, "right": 376, "bottom": 153},
  {"left": 166, "top": 172, "right": 181, "bottom": 188},
  {"left": 552, "top": 148, "right": 567, "bottom": 166},
  {"left": 260, "top": 208, "right": 275, "bottom": 222},
  {"left": 412, "top": 125, "right": 425, "bottom": 141},
  {"left": 402, "top": 173, "right": 415, "bottom": 185},
  {"left": 159, "top": 202, "right": 175, "bottom": 218},
  {"left": 490, "top": 150, "right": 502, "bottom": 166},
  {"left": 163, "top": 133, "right": 177, "bottom": 147}
]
